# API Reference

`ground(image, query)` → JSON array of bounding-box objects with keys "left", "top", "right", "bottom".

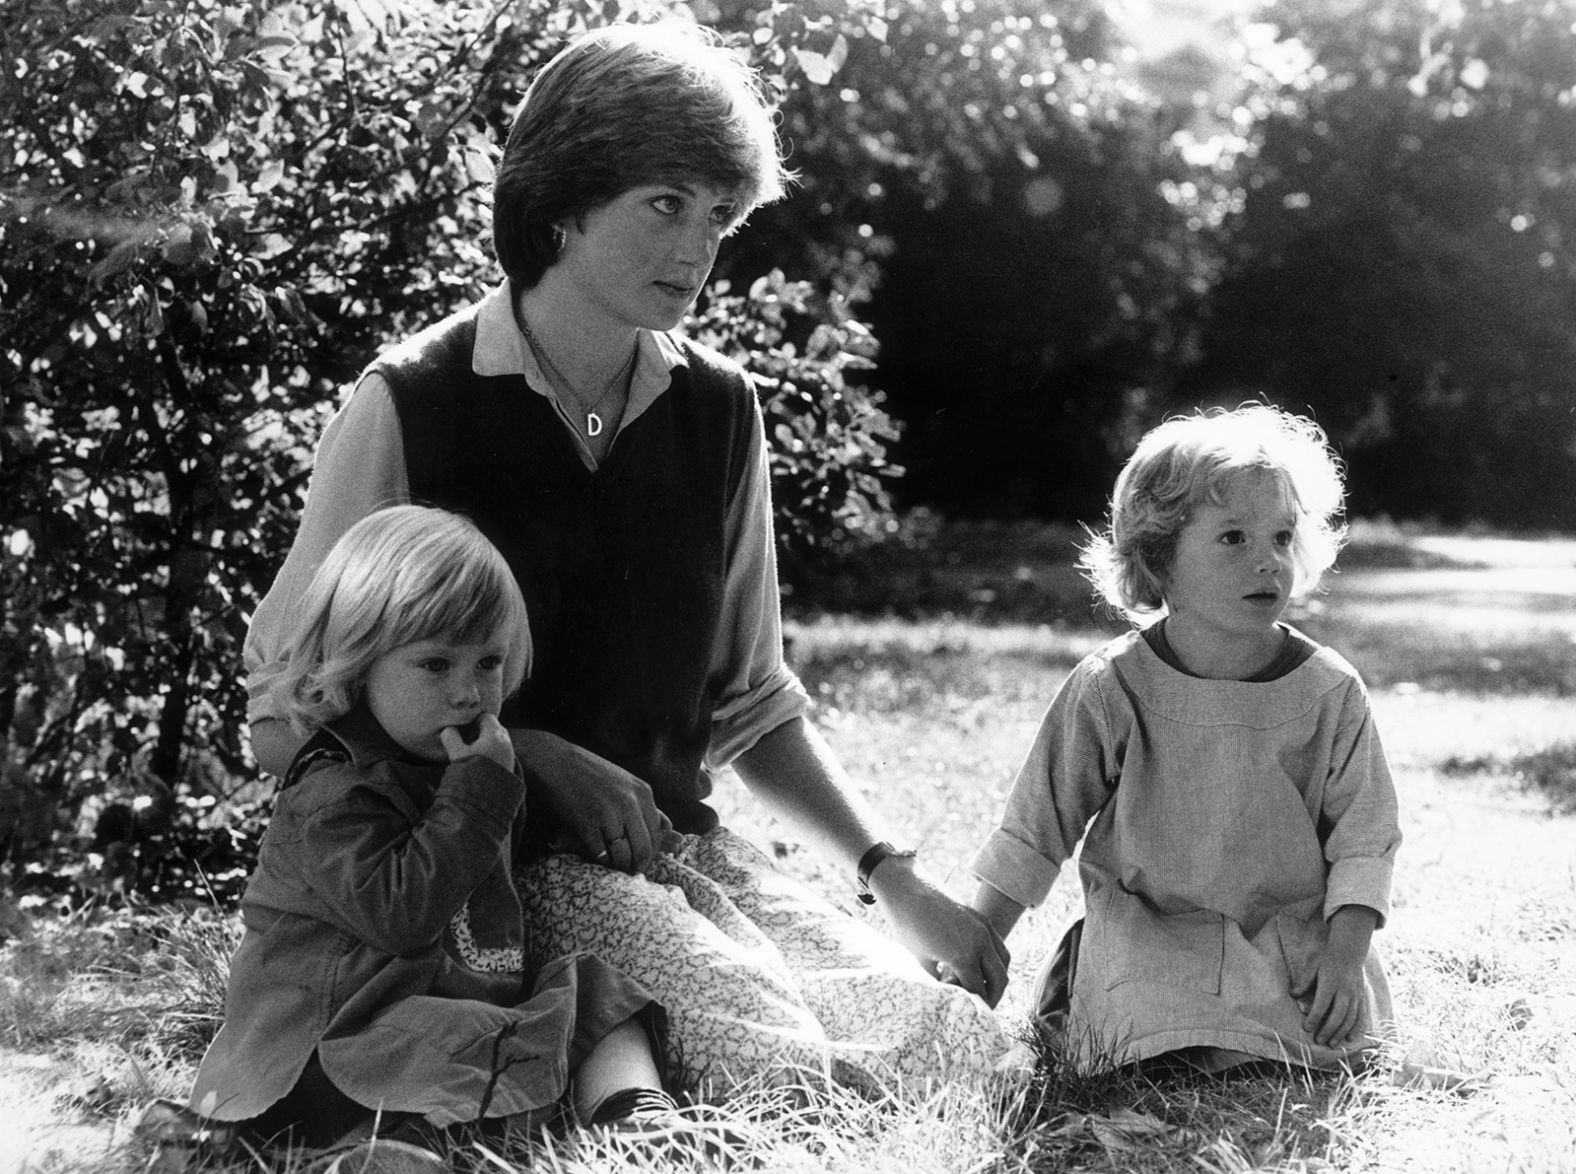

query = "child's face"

[
  {"left": 364, "top": 633, "right": 510, "bottom": 763},
  {"left": 1163, "top": 467, "right": 1297, "bottom": 660}
]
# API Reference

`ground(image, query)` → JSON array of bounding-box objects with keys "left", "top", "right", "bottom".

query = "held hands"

[
  {"left": 870, "top": 855, "right": 1011, "bottom": 1008},
  {"left": 1294, "top": 904, "right": 1380, "bottom": 1048},
  {"left": 439, "top": 713, "right": 516, "bottom": 772}
]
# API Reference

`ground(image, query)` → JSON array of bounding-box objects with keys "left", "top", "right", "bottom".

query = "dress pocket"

[
  {"left": 1272, "top": 910, "right": 1328, "bottom": 998},
  {"left": 1089, "top": 883, "right": 1226, "bottom": 997}
]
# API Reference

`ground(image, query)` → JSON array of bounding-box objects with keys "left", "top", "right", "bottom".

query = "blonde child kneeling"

[{"left": 969, "top": 404, "right": 1400, "bottom": 1075}]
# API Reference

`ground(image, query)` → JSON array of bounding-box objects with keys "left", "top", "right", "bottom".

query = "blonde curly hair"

[{"left": 1079, "top": 404, "right": 1348, "bottom": 621}]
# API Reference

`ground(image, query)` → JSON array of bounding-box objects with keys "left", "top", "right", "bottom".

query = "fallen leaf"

[
  {"left": 1394, "top": 1062, "right": 1490, "bottom": 1095},
  {"left": 1085, "top": 1107, "right": 1181, "bottom": 1153}
]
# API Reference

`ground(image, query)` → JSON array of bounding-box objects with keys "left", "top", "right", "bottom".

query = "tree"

[
  {"left": 719, "top": 0, "right": 1217, "bottom": 520},
  {"left": 1182, "top": 0, "right": 1576, "bottom": 527},
  {"left": 0, "top": 0, "right": 898, "bottom": 892}
]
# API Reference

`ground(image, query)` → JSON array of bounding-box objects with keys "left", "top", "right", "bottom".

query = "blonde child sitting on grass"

[
  {"left": 968, "top": 404, "right": 1401, "bottom": 1075},
  {"left": 160, "top": 505, "right": 680, "bottom": 1171}
]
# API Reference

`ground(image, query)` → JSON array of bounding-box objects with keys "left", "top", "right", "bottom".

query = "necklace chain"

[{"left": 518, "top": 310, "right": 636, "bottom": 439}]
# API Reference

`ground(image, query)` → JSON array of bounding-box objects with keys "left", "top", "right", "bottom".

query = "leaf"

[
  {"left": 254, "top": 35, "right": 297, "bottom": 63},
  {"left": 254, "top": 159, "right": 286, "bottom": 193},
  {"left": 136, "top": 288, "right": 166, "bottom": 338},
  {"left": 463, "top": 148, "right": 495, "bottom": 185},
  {"left": 827, "top": 33, "right": 849, "bottom": 72},
  {"left": 90, "top": 238, "right": 144, "bottom": 285},
  {"left": 793, "top": 46, "right": 838, "bottom": 87},
  {"left": 1084, "top": 1108, "right": 1182, "bottom": 1154},
  {"left": 162, "top": 224, "right": 194, "bottom": 263},
  {"left": 163, "top": 221, "right": 215, "bottom": 267},
  {"left": 270, "top": 288, "right": 310, "bottom": 325},
  {"left": 807, "top": 323, "right": 841, "bottom": 359}
]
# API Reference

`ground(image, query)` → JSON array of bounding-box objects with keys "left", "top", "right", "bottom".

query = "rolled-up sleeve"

[
  {"left": 970, "top": 656, "right": 1120, "bottom": 909},
  {"left": 972, "top": 829, "right": 1064, "bottom": 910},
  {"left": 245, "top": 376, "right": 410, "bottom": 723},
  {"left": 1320, "top": 684, "right": 1401, "bottom": 925},
  {"left": 704, "top": 396, "right": 810, "bottom": 770}
]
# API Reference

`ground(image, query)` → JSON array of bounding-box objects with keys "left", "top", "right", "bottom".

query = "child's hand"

[
  {"left": 1294, "top": 950, "right": 1366, "bottom": 1047},
  {"left": 439, "top": 713, "right": 516, "bottom": 772},
  {"left": 1294, "top": 904, "right": 1380, "bottom": 1047}
]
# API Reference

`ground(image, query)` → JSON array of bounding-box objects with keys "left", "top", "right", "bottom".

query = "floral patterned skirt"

[{"left": 517, "top": 828, "right": 1009, "bottom": 1097}]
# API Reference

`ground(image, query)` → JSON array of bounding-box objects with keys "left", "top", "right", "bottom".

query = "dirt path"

[{"left": 1330, "top": 534, "right": 1576, "bottom": 633}]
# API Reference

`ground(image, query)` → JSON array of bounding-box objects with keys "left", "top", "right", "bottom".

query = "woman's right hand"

[{"left": 509, "top": 728, "right": 666, "bottom": 873}]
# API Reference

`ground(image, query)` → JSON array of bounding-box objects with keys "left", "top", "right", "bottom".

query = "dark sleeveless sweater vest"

[{"left": 378, "top": 304, "right": 757, "bottom": 833}]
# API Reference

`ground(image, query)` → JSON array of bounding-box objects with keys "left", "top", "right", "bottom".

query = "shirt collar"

[
  {"left": 471, "top": 280, "right": 687, "bottom": 437},
  {"left": 323, "top": 703, "right": 424, "bottom": 768}
]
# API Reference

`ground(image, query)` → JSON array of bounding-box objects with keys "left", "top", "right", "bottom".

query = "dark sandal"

[
  {"left": 587, "top": 1086, "right": 681, "bottom": 1127},
  {"left": 587, "top": 1088, "right": 756, "bottom": 1165},
  {"left": 133, "top": 1098, "right": 238, "bottom": 1169}
]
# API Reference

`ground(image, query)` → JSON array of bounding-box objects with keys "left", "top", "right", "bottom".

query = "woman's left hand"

[
  {"left": 730, "top": 718, "right": 1013, "bottom": 1004},
  {"left": 869, "top": 855, "right": 1011, "bottom": 1008},
  {"left": 508, "top": 727, "right": 667, "bottom": 873}
]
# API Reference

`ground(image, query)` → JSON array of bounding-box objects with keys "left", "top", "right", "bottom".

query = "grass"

[
  {"left": 4, "top": 519, "right": 1575, "bottom": 1172},
  {"left": 1437, "top": 744, "right": 1576, "bottom": 814}
]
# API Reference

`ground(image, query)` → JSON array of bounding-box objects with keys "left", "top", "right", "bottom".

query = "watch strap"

[{"left": 856, "top": 841, "right": 917, "bottom": 905}]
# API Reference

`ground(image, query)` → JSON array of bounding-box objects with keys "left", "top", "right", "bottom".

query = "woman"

[{"left": 246, "top": 21, "right": 1009, "bottom": 1095}]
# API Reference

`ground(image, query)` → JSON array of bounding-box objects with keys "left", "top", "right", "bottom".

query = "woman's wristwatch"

[{"left": 856, "top": 841, "right": 918, "bottom": 905}]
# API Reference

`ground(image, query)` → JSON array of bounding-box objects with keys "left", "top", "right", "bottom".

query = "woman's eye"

[
  {"left": 1219, "top": 530, "right": 1244, "bottom": 545},
  {"left": 1275, "top": 530, "right": 1295, "bottom": 547},
  {"left": 710, "top": 204, "right": 736, "bottom": 225},
  {"left": 651, "top": 194, "right": 681, "bottom": 215},
  {"left": 419, "top": 659, "right": 449, "bottom": 673}
]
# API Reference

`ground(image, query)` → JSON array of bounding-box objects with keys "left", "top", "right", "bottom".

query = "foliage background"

[
  {"left": 0, "top": 0, "right": 900, "bottom": 889},
  {"left": 2, "top": 0, "right": 1574, "bottom": 890}
]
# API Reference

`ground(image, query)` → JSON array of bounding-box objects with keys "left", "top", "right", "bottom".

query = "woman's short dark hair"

[{"left": 494, "top": 22, "right": 792, "bottom": 287}]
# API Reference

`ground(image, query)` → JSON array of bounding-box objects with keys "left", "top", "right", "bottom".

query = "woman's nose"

[{"left": 677, "top": 216, "right": 720, "bottom": 267}]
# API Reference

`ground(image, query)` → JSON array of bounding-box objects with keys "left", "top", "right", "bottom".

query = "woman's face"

[{"left": 551, "top": 181, "right": 743, "bottom": 333}]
